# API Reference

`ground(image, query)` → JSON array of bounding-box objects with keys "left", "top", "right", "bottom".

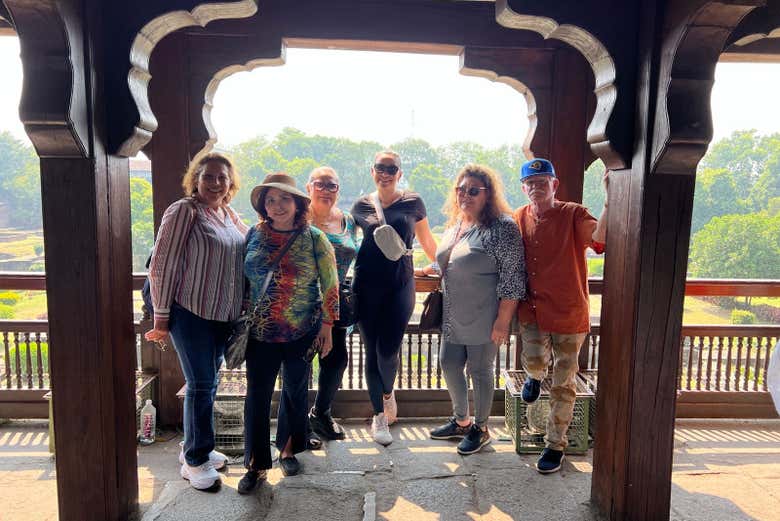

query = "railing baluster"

[
  {"left": 685, "top": 335, "right": 694, "bottom": 390},
  {"left": 705, "top": 336, "right": 714, "bottom": 391},
  {"left": 590, "top": 335, "right": 598, "bottom": 370},
  {"left": 753, "top": 336, "right": 763, "bottom": 392},
  {"left": 2, "top": 331, "right": 10, "bottom": 389},
  {"left": 762, "top": 337, "right": 775, "bottom": 392},
  {"left": 34, "top": 332, "right": 44, "bottom": 389},
  {"left": 358, "top": 333, "right": 364, "bottom": 389},
  {"left": 744, "top": 336, "right": 754, "bottom": 391},
  {"left": 347, "top": 331, "right": 354, "bottom": 390},
  {"left": 725, "top": 336, "right": 734, "bottom": 391},
  {"left": 695, "top": 336, "right": 704, "bottom": 390},
  {"left": 678, "top": 336, "right": 685, "bottom": 390},
  {"left": 24, "top": 332, "right": 34, "bottom": 389},
  {"left": 426, "top": 333, "right": 432, "bottom": 389},
  {"left": 436, "top": 334, "right": 442, "bottom": 389},
  {"left": 735, "top": 336, "right": 744, "bottom": 391},
  {"left": 13, "top": 332, "right": 22, "bottom": 389},
  {"left": 416, "top": 332, "right": 422, "bottom": 389},
  {"left": 715, "top": 335, "right": 723, "bottom": 391},
  {"left": 406, "top": 332, "right": 412, "bottom": 389}
]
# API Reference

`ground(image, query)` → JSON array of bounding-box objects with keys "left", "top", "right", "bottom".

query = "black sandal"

[{"left": 307, "top": 432, "right": 323, "bottom": 450}]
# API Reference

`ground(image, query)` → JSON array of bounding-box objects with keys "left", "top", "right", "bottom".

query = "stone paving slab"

[{"left": 2, "top": 418, "right": 780, "bottom": 520}]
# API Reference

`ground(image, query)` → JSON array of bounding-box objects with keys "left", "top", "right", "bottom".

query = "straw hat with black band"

[{"left": 250, "top": 172, "right": 311, "bottom": 214}]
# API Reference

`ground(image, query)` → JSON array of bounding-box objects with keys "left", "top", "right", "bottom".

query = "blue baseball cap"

[{"left": 520, "top": 158, "right": 556, "bottom": 180}]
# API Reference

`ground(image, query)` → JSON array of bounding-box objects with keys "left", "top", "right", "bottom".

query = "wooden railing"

[{"left": 1, "top": 272, "right": 778, "bottom": 419}]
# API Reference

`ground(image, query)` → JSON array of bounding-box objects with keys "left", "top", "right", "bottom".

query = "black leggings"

[
  {"left": 314, "top": 326, "right": 349, "bottom": 414},
  {"left": 355, "top": 276, "right": 416, "bottom": 414}
]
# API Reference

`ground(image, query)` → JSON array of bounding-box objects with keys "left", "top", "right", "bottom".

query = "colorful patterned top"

[
  {"left": 314, "top": 212, "right": 358, "bottom": 284},
  {"left": 245, "top": 223, "right": 339, "bottom": 343},
  {"left": 149, "top": 197, "right": 248, "bottom": 325}
]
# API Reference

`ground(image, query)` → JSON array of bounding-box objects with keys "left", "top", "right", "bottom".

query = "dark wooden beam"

[
  {"left": 6, "top": 1, "right": 139, "bottom": 518},
  {"left": 147, "top": 32, "right": 190, "bottom": 427}
]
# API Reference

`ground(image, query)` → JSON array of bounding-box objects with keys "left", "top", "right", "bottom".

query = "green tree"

[
  {"left": 691, "top": 168, "right": 745, "bottom": 233},
  {"left": 0, "top": 131, "right": 41, "bottom": 228},
  {"left": 582, "top": 159, "right": 606, "bottom": 214},
  {"left": 407, "top": 164, "right": 450, "bottom": 227},
  {"left": 688, "top": 212, "right": 780, "bottom": 279},
  {"left": 129, "top": 177, "right": 154, "bottom": 271}
]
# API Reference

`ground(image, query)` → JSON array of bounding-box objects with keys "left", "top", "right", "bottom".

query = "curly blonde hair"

[
  {"left": 443, "top": 164, "right": 512, "bottom": 227},
  {"left": 181, "top": 152, "right": 240, "bottom": 205}
]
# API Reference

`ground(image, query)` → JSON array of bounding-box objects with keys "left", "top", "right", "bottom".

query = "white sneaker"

[
  {"left": 371, "top": 413, "right": 393, "bottom": 446},
  {"left": 178, "top": 441, "right": 228, "bottom": 470},
  {"left": 383, "top": 391, "right": 398, "bottom": 425},
  {"left": 180, "top": 460, "right": 220, "bottom": 490}
]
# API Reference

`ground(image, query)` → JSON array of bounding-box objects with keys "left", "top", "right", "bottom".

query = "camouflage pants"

[{"left": 519, "top": 323, "right": 586, "bottom": 451}]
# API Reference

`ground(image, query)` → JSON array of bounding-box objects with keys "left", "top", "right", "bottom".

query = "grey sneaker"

[
  {"left": 457, "top": 424, "right": 491, "bottom": 455},
  {"left": 429, "top": 417, "right": 471, "bottom": 440}
]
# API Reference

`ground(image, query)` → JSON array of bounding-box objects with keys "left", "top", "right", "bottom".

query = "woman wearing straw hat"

[{"left": 238, "top": 172, "right": 339, "bottom": 493}]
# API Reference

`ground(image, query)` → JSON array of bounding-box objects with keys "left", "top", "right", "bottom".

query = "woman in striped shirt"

[{"left": 145, "top": 152, "right": 248, "bottom": 491}]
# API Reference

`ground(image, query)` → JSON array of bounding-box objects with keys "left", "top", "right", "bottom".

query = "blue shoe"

[
  {"left": 430, "top": 417, "right": 471, "bottom": 440},
  {"left": 522, "top": 377, "right": 541, "bottom": 403},
  {"left": 535, "top": 448, "right": 564, "bottom": 474},
  {"left": 457, "top": 424, "right": 491, "bottom": 455}
]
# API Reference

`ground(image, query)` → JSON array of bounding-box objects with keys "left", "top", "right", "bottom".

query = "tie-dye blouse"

[{"left": 245, "top": 223, "right": 339, "bottom": 343}]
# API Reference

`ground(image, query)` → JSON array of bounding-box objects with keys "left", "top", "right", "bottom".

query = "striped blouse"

[{"left": 149, "top": 197, "right": 249, "bottom": 325}]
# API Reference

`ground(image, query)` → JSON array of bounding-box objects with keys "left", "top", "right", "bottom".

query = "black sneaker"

[
  {"left": 279, "top": 456, "right": 302, "bottom": 476},
  {"left": 522, "top": 377, "right": 541, "bottom": 403},
  {"left": 309, "top": 407, "right": 346, "bottom": 441},
  {"left": 535, "top": 448, "right": 564, "bottom": 474},
  {"left": 457, "top": 424, "right": 491, "bottom": 455},
  {"left": 307, "top": 432, "right": 323, "bottom": 450},
  {"left": 429, "top": 417, "right": 471, "bottom": 440},
  {"left": 237, "top": 469, "right": 267, "bottom": 494}
]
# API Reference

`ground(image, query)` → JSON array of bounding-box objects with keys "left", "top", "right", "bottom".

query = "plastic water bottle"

[{"left": 138, "top": 399, "right": 156, "bottom": 445}]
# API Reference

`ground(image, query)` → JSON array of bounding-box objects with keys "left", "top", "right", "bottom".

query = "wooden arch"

[
  {"left": 651, "top": 0, "right": 765, "bottom": 175},
  {"left": 119, "top": 0, "right": 259, "bottom": 156},
  {"left": 495, "top": 0, "right": 621, "bottom": 168}
]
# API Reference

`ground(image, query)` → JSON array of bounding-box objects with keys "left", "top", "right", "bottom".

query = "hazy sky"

[{"left": 1, "top": 37, "right": 779, "bottom": 151}]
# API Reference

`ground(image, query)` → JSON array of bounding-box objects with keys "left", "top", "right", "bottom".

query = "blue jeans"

[
  {"left": 314, "top": 326, "right": 348, "bottom": 414},
  {"left": 243, "top": 333, "right": 314, "bottom": 471},
  {"left": 168, "top": 302, "right": 229, "bottom": 466}
]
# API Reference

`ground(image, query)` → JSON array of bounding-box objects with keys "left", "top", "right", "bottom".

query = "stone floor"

[{"left": 1, "top": 418, "right": 778, "bottom": 520}]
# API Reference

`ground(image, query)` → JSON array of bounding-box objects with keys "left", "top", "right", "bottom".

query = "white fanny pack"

[{"left": 371, "top": 192, "right": 413, "bottom": 261}]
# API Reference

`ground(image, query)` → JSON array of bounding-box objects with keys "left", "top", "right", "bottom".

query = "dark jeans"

[
  {"left": 355, "top": 276, "right": 415, "bottom": 414},
  {"left": 314, "top": 326, "right": 349, "bottom": 414},
  {"left": 168, "top": 302, "right": 229, "bottom": 466},
  {"left": 243, "top": 333, "right": 314, "bottom": 471}
]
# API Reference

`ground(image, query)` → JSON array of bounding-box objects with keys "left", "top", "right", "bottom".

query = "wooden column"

[
  {"left": 591, "top": 1, "right": 691, "bottom": 519},
  {"left": 548, "top": 48, "right": 593, "bottom": 203},
  {"left": 9, "top": 0, "right": 139, "bottom": 518},
  {"left": 147, "top": 32, "right": 191, "bottom": 427},
  {"left": 460, "top": 46, "right": 593, "bottom": 202}
]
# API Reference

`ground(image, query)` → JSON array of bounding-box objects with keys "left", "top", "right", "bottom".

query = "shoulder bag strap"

[
  {"left": 371, "top": 192, "right": 386, "bottom": 225},
  {"left": 256, "top": 227, "right": 303, "bottom": 299}
]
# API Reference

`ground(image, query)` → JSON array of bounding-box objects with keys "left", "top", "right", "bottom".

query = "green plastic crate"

[{"left": 502, "top": 369, "right": 593, "bottom": 454}]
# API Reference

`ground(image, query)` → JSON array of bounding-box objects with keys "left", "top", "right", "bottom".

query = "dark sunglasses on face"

[
  {"left": 456, "top": 185, "right": 488, "bottom": 197},
  {"left": 312, "top": 180, "right": 339, "bottom": 193},
  {"left": 373, "top": 164, "right": 399, "bottom": 176}
]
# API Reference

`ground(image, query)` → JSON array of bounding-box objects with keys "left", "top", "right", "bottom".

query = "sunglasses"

[
  {"left": 456, "top": 185, "right": 488, "bottom": 197},
  {"left": 373, "top": 164, "right": 399, "bottom": 176},
  {"left": 312, "top": 180, "right": 339, "bottom": 193}
]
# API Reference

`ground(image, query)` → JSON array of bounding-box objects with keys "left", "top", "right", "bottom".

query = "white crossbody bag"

[{"left": 371, "top": 192, "right": 414, "bottom": 261}]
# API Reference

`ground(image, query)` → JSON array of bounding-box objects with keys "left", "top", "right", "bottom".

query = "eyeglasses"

[
  {"left": 312, "top": 180, "right": 339, "bottom": 193},
  {"left": 455, "top": 185, "right": 488, "bottom": 197},
  {"left": 373, "top": 164, "right": 399, "bottom": 176}
]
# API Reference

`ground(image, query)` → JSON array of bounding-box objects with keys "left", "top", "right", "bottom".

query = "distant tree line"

[{"left": 0, "top": 128, "right": 778, "bottom": 277}]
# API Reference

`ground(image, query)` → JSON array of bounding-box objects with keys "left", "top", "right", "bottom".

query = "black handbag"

[
  {"left": 334, "top": 279, "right": 357, "bottom": 328},
  {"left": 418, "top": 286, "right": 443, "bottom": 332},
  {"left": 225, "top": 228, "right": 302, "bottom": 369}
]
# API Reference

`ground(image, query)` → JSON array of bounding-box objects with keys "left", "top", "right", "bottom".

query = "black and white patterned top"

[{"left": 435, "top": 214, "right": 526, "bottom": 345}]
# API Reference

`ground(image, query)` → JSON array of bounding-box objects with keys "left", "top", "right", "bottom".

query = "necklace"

[{"left": 313, "top": 209, "right": 342, "bottom": 231}]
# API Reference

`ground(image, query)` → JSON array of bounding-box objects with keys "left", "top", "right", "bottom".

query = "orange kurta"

[{"left": 513, "top": 201, "right": 601, "bottom": 334}]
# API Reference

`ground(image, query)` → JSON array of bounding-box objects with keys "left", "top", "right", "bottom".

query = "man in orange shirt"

[{"left": 513, "top": 158, "right": 609, "bottom": 474}]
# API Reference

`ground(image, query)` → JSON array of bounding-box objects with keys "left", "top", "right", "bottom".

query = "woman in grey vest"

[{"left": 420, "top": 164, "right": 526, "bottom": 454}]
